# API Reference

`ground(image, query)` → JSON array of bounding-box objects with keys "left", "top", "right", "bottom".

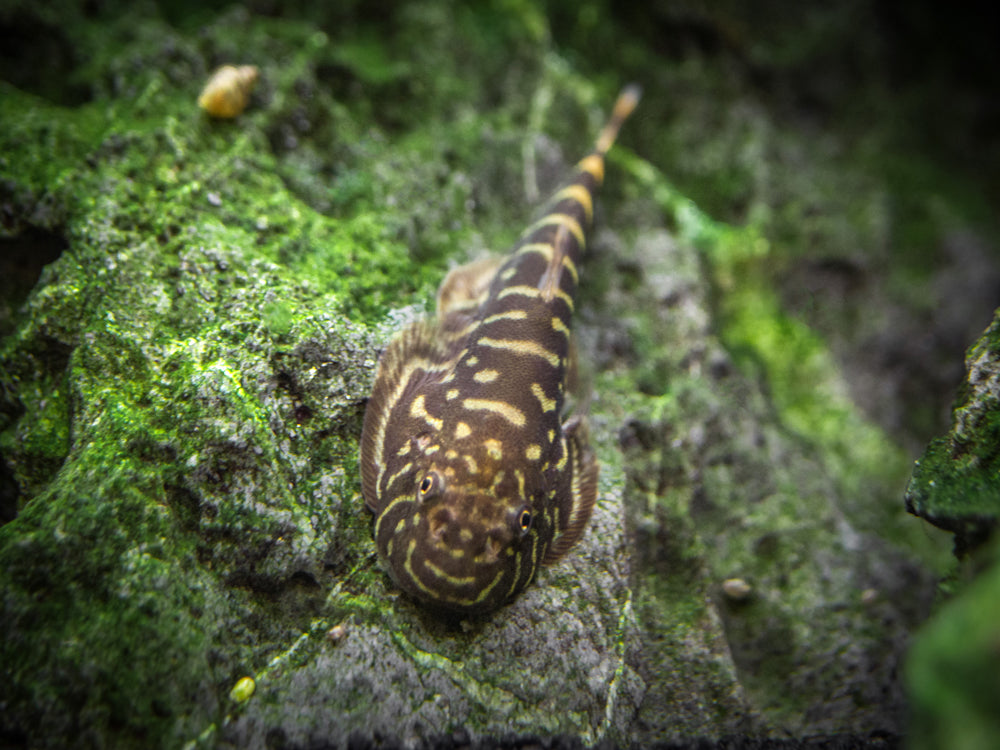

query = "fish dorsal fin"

[
  {"left": 543, "top": 416, "right": 598, "bottom": 563},
  {"left": 537, "top": 222, "right": 572, "bottom": 303}
]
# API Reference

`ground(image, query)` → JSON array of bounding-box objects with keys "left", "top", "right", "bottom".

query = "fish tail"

[{"left": 594, "top": 83, "right": 642, "bottom": 156}]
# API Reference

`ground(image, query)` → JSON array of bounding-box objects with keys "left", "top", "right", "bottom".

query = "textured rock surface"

[
  {"left": 906, "top": 310, "right": 1000, "bottom": 553},
  {"left": 904, "top": 313, "right": 1000, "bottom": 750},
  {"left": 1, "top": 1, "right": 996, "bottom": 748}
]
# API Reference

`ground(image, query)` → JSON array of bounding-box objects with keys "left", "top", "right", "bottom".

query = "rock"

[
  {"left": 0, "top": 2, "right": 989, "bottom": 748},
  {"left": 904, "top": 312, "right": 1000, "bottom": 750},
  {"left": 905, "top": 309, "right": 1000, "bottom": 556}
]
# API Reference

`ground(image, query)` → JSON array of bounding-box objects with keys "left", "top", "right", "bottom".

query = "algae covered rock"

[
  {"left": 0, "top": 1, "right": 989, "bottom": 748},
  {"left": 905, "top": 309, "right": 1000, "bottom": 555},
  {"left": 0, "top": 4, "right": 643, "bottom": 747},
  {"left": 906, "top": 554, "right": 1000, "bottom": 750},
  {"left": 904, "top": 311, "right": 1000, "bottom": 750}
]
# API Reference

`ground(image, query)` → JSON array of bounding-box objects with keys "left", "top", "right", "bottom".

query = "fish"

[{"left": 359, "top": 85, "right": 641, "bottom": 614}]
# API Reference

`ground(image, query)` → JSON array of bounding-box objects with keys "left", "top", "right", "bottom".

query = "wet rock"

[{"left": 1, "top": 1, "right": 992, "bottom": 748}]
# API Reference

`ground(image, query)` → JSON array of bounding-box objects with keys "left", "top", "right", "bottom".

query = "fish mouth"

[
  {"left": 380, "top": 489, "right": 525, "bottom": 612},
  {"left": 397, "top": 559, "right": 509, "bottom": 614},
  {"left": 387, "top": 526, "right": 513, "bottom": 613}
]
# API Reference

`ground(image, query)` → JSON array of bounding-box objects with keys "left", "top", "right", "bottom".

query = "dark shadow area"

[
  {"left": 0, "top": 227, "right": 68, "bottom": 339},
  {"left": 0, "top": 12, "right": 92, "bottom": 106},
  {"left": 0, "top": 456, "right": 19, "bottom": 525}
]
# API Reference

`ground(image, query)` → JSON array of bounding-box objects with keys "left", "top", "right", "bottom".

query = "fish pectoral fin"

[
  {"left": 360, "top": 319, "right": 451, "bottom": 509},
  {"left": 542, "top": 415, "right": 598, "bottom": 564},
  {"left": 371, "top": 319, "right": 448, "bottom": 389}
]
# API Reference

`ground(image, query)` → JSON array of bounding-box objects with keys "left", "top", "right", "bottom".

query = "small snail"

[
  {"left": 198, "top": 65, "right": 259, "bottom": 118},
  {"left": 229, "top": 676, "right": 256, "bottom": 703},
  {"left": 721, "top": 577, "right": 752, "bottom": 602},
  {"left": 326, "top": 621, "right": 349, "bottom": 645}
]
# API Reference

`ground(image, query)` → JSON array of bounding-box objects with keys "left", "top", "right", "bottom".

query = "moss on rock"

[
  {"left": 905, "top": 310, "right": 1000, "bottom": 555},
  {"left": 906, "top": 540, "right": 1000, "bottom": 750},
  {"left": 904, "top": 311, "right": 1000, "bottom": 750},
  {"left": 1, "top": 3, "right": 641, "bottom": 747},
  {"left": 1, "top": 0, "right": 995, "bottom": 747}
]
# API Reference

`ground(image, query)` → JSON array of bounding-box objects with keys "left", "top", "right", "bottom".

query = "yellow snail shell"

[
  {"left": 198, "top": 65, "right": 259, "bottom": 118},
  {"left": 228, "top": 676, "right": 256, "bottom": 703}
]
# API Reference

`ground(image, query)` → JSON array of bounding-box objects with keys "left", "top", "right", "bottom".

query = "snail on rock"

[{"left": 198, "top": 64, "right": 259, "bottom": 118}]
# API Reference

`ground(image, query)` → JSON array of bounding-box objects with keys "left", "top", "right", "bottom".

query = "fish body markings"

[{"left": 359, "top": 85, "right": 641, "bottom": 614}]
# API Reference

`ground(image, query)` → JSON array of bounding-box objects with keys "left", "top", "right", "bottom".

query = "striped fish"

[{"left": 360, "top": 85, "right": 641, "bottom": 614}]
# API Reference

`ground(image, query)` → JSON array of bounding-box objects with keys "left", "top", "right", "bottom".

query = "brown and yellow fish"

[{"left": 360, "top": 85, "right": 641, "bottom": 614}]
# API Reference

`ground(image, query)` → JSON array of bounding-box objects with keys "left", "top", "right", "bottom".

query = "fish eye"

[
  {"left": 418, "top": 472, "right": 440, "bottom": 497},
  {"left": 518, "top": 508, "right": 532, "bottom": 532}
]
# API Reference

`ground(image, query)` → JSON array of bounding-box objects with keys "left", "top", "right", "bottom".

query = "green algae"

[
  {"left": 903, "top": 312, "right": 1000, "bottom": 750},
  {"left": 906, "top": 310, "right": 1000, "bottom": 552},
  {"left": 617, "top": 150, "right": 936, "bottom": 560},
  {"left": 602, "top": 162, "right": 945, "bottom": 735},
  {"left": 0, "top": 10, "right": 402, "bottom": 745},
  {"left": 1, "top": 2, "right": 643, "bottom": 744},
  {"left": 906, "top": 540, "right": 1000, "bottom": 750},
  {"left": 0, "top": 86, "right": 107, "bottom": 197},
  {"left": 0, "top": 454, "right": 222, "bottom": 747},
  {"left": 1, "top": 0, "right": 995, "bottom": 746}
]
